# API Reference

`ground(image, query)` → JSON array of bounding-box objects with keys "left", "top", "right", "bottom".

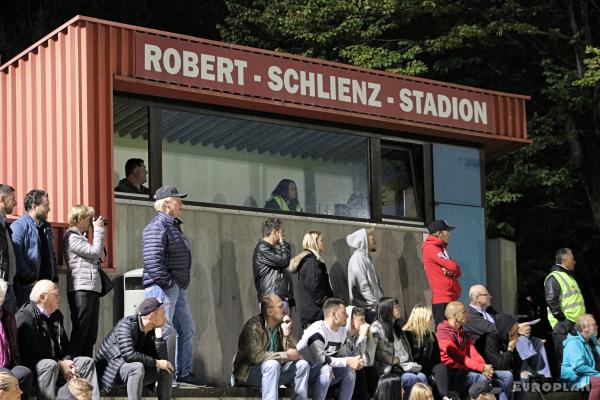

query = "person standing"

[
  {"left": 422, "top": 220, "right": 461, "bottom": 326},
  {"left": 252, "top": 218, "right": 293, "bottom": 312},
  {"left": 544, "top": 247, "right": 586, "bottom": 373},
  {"left": 114, "top": 158, "right": 149, "bottom": 195},
  {"left": 63, "top": 205, "right": 106, "bottom": 357},
  {"left": 346, "top": 228, "right": 383, "bottom": 322},
  {"left": 0, "top": 184, "right": 18, "bottom": 314},
  {"left": 11, "top": 189, "right": 58, "bottom": 307},
  {"left": 290, "top": 230, "right": 333, "bottom": 328},
  {"left": 143, "top": 185, "right": 200, "bottom": 386}
]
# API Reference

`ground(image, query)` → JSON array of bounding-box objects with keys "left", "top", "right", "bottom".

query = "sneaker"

[{"left": 177, "top": 373, "right": 204, "bottom": 386}]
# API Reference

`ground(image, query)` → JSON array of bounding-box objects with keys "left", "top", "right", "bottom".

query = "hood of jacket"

[
  {"left": 436, "top": 319, "right": 461, "bottom": 341},
  {"left": 288, "top": 250, "right": 312, "bottom": 273},
  {"left": 346, "top": 228, "right": 369, "bottom": 257},
  {"left": 346, "top": 306, "right": 355, "bottom": 332},
  {"left": 423, "top": 234, "right": 447, "bottom": 251}
]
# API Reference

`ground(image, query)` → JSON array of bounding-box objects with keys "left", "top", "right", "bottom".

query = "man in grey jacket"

[{"left": 346, "top": 228, "right": 383, "bottom": 322}]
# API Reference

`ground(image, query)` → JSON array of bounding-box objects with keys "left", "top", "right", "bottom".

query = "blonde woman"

[
  {"left": 403, "top": 304, "right": 451, "bottom": 400},
  {"left": 289, "top": 231, "right": 333, "bottom": 328},
  {"left": 56, "top": 377, "right": 93, "bottom": 400},
  {"left": 64, "top": 205, "right": 105, "bottom": 357},
  {"left": 0, "top": 372, "right": 22, "bottom": 400},
  {"left": 408, "top": 382, "right": 434, "bottom": 400}
]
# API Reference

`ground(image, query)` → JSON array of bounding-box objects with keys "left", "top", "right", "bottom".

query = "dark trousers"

[
  {"left": 0, "top": 366, "right": 33, "bottom": 400},
  {"left": 551, "top": 319, "right": 574, "bottom": 377},
  {"left": 430, "top": 363, "right": 449, "bottom": 397},
  {"left": 432, "top": 303, "right": 449, "bottom": 327},
  {"left": 67, "top": 290, "right": 100, "bottom": 357},
  {"left": 352, "top": 367, "right": 379, "bottom": 400}
]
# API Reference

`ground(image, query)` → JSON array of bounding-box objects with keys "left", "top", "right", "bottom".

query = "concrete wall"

[
  {"left": 58, "top": 199, "right": 431, "bottom": 386},
  {"left": 486, "top": 238, "right": 517, "bottom": 314}
]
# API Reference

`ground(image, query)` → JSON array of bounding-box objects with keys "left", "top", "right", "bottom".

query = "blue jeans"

[
  {"left": 493, "top": 370, "right": 513, "bottom": 400},
  {"left": 447, "top": 368, "right": 489, "bottom": 395},
  {"left": 400, "top": 372, "right": 428, "bottom": 400},
  {"left": 145, "top": 284, "right": 196, "bottom": 378},
  {"left": 308, "top": 364, "right": 356, "bottom": 400},
  {"left": 240, "top": 360, "right": 309, "bottom": 400}
]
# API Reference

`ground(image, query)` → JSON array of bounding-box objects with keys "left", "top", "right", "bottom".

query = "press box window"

[
  {"left": 159, "top": 107, "right": 370, "bottom": 219},
  {"left": 380, "top": 143, "right": 424, "bottom": 220},
  {"left": 113, "top": 97, "right": 150, "bottom": 197}
]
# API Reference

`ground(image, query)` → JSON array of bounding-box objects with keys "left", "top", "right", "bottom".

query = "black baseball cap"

[
  {"left": 154, "top": 185, "right": 188, "bottom": 200},
  {"left": 469, "top": 380, "right": 502, "bottom": 398},
  {"left": 427, "top": 219, "right": 455, "bottom": 234},
  {"left": 138, "top": 297, "right": 165, "bottom": 316}
]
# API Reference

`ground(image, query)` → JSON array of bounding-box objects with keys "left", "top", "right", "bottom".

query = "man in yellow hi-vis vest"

[{"left": 544, "top": 248, "right": 586, "bottom": 374}]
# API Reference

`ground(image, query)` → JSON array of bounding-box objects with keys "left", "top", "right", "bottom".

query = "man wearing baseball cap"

[
  {"left": 422, "top": 219, "right": 461, "bottom": 325},
  {"left": 95, "top": 297, "right": 173, "bottom": 399},
  {"left": 142, "top": 185, "right": 201, "bottom": 385}
]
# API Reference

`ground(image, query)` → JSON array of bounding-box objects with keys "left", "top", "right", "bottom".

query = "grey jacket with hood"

[
  {"left": 345, "top": 306, "right": 376, "bottom": 366},
  {"left": 346, "top": 229, "right": 383, "bottom": 309},
  {"left": 64, "top": 226, "right": 105, "bottom": 292}
]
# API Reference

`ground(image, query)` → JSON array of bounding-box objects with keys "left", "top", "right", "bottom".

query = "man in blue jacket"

[
  {"left": 561, "top": 314, "right": 600, "bottom": 394},
  {"left": 11, "top": 189, "right": 58, "bottom": 307},
  {"left": 142, "top": 185, "right": 201, "bottom": 386}
]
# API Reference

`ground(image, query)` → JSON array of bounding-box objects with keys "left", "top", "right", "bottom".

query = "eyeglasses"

[
  {"left": 43, "top": 291, "right": 61, "bottom": 298},
  {"left": 268, "top": 304, "right": 285, "bottom": 310},
  {"left": 477, "top": 293, "right": 492, "bottom": 298}
]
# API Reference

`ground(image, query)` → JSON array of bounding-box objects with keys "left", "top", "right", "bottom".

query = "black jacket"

[
  {"left": 95, "top": 314, "right": 167, "bottom": 393},
  {"left": 404, "top": 330, "right": 441, "bottom": 374},
  {"left": 544, "top": 264, "right": 575, "bottom": 323},
  {"left": 463, "top": 305, "right": 513, "bottom": 370},
  {"left": 15, "top": 303, "right": 71, "bottom": 371},
  {"left": 0, "top": 217, "right": 11, "bottom": 283},
  {"left": 252, "top": 240, "right": 293, "bottom": 303},
  {"left": 294, "top": 252, "right": 333, "bottom": 327}
]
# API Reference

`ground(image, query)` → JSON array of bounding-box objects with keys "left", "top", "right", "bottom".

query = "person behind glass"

[
  {"left": 252, "top": 218, "right": 293, "bottom": 312},
  {"left": 346, "top": 228, "right": 383, "bottom": 323},
  {"left": 422, "top": 220, "right": 461, "bottom": 326},
  {"left": 142, "top": 185, "right": 200, "bottom": 386},
  {"left": 15, "top": 280, "right": 100, "bottom": 400},
  {"left": 63, "top": 205, "right": 105, "bottom": 358},
  {"left": 114, "top": 158, "right": 149, "bottom": 195},
  {"left": 0, "top": 372, "right": 23, "bottom": 400},
  {"left": 11, "top": 189, "right": 58, "bottom": 308},
  {"left": 0, "top": 280, "right": 32, "bottom": 400},
  {"left": 371, "top": 297, "right": 427, "bottom": 400},
  {"left": 297, "top": 298, "right": 363, "bottom": 400},
  {"left": 345, "top": 306, "right": 377, "bottom": 400},
  {"left": 264, "top": 179, "right": 301, "bottom": 212},
  {"left": 95, "top": 297, "right": 173, "bottom": 400},
  {"left": 232, "top": 293, "right": 309, "bottom": 400},
  {"left": 289, "top": 231, "right": 333, "bottom": 328},
  {"left": 0, "top": 184, "right": 18, "bottom": 314},
  {"left": 435, "top": 302, "right": 491, "bottom": 398},
  {"left": 402, "top": 304, "right": 451, "bottom": 400}
]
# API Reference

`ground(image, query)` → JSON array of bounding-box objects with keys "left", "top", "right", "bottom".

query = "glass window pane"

[
  {"left": 113, "top": 98, "right": 150, "bottom": 196},
  {"left": 160, "top": 108, "right": 370, "bottom": 219},
  {"left": 380, "top": 145, "right": 422, "bottom": 219}
]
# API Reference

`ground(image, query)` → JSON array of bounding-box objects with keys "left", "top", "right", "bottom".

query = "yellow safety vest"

[{"left": 545, "top": 270, "right": 586, "bottom": 328}]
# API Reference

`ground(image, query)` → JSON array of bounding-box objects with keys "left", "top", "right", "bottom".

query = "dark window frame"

[{"left": 113, "top": 93, "right": 431, "bottom": 227}]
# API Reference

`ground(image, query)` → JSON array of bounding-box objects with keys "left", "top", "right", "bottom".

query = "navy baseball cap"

[
  {"left": 427, "top": 219, "right": 455, "bottom": 234},
  {"left": 138, "top": 297, "right": 166, "bottom": 316},
  {"left": 469, "top": 380, "right": 502, "bottom": 398},
  {"left": 154, "top": 185, "right": 187, "bottom": 200}
]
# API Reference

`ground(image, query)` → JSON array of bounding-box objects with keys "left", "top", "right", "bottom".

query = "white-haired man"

[
  {"left": 15, "top": 280, "right": 100, "bottom": 400},
  {"left": 142, "top": 185, "right": 200, "bottom": 386}
]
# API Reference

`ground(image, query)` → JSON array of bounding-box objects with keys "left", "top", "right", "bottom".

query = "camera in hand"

[{"left": 93, "top": 217, "right": 109, "bottom": 226}]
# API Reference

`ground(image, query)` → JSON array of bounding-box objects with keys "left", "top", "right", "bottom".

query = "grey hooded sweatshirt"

[{"left": 346, "top": 228, "right": 383, "bottom": 309}]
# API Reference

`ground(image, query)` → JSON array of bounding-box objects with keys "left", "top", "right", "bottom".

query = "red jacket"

[
  {"left": 436, "top": 320, "right": 485, "bottom": 372},
  {"left": 422, "top": 235, "right": 461, "bottom": 303}
]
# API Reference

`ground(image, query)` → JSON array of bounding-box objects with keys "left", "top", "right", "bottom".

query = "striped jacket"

[{"left": 95, "top": 314, "right": 167, "bottom": 393}]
